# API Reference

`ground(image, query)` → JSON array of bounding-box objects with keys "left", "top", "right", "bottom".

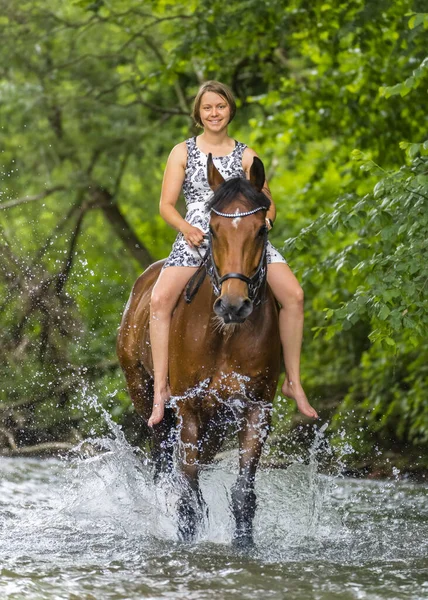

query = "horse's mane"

[{"left": 207, "top": 177, "right": 271, "bottom": 213}]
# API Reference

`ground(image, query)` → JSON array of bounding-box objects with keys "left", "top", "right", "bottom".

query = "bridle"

[{"left": 186, "top": 206, "right": 268, "bottom": 305}]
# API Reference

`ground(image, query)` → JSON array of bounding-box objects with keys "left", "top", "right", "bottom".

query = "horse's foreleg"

[
  {"left": 152, "top": 406, "right": 176, "bottom": 480},
  {"left": 177, "top": 416, "right": 205, "bottom": 541},
  {"left": 232, "top": 403, "right": 271, "bottom": 548}
]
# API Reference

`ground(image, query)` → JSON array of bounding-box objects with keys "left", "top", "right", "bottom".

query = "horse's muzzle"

[{"left": 213, "top": 296, "right": 253, "bottom": 323}]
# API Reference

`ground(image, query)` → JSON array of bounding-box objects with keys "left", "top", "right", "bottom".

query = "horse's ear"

[
  {"left": 207, "top": 153, "right": 225, "bottom": 191},
  {"left": 249, "top": 157, "right": 265, "bottom": 192}
]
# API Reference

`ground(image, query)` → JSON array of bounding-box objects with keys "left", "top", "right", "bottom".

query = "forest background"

[{"left": 1, "top": 0, "right": 427, "bottom": 476}]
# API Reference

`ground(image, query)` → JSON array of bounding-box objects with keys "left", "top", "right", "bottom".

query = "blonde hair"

[{"left": 191, "top": 81, "right": 237, "bottom": 127}]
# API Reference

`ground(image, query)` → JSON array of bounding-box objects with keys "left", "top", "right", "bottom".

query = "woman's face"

[{"left": 199, "top": 91, "right": 231, "bottom": 132}]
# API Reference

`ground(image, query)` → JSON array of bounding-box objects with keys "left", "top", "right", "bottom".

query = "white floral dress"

[{"left": 163, "top": 137, "right": 286, "bottom": 268}]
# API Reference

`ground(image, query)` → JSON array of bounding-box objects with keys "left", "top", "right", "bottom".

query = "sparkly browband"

[{"left": 211, "top": 206, "right": 266, "bottom": 218}]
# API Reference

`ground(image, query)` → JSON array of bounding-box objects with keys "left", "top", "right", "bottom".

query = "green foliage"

[
  {"left": 331, "top": 336, "right": 428, "bottom": 457},
  {"left": 288, "top": 154, "right": 428, "bottom": 348},
  {"left": 0, "top": 0, "right": 427, "bottom": 467}
]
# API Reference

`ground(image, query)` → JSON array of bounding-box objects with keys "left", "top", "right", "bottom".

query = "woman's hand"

[{"left": 181, "top": 224, "right": 205, "bottom": 248}]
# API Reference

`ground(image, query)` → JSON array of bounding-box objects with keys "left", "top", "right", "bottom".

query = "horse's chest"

[{"left": 170, "top": 294, "right": 280, "bottom": 396}]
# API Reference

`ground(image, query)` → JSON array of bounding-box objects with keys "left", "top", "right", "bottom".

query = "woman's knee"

[
  {"left": 268, "top": 264, "right": 304, "bottom": 307},
  {"left": 293, "top": 284, "right": 304, "bottom": 306},
  {"left": 151, "top": 284, "right": 176, "bottom": 314},
  {"left": 280, "top": 282, "right": 304, "bottom": 309}
]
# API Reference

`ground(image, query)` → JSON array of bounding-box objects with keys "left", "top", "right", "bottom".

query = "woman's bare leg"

[
  {"left": 149, "top": 266, "right": 198, "bottom": 427},
  {"left": 267, "top": 263, "right": 318, "bottom": 419}
]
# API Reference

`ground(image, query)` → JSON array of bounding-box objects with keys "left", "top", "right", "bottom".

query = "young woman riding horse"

[
  {"left": 118, "top": 155, "right": 283, "bottom": 545},
  {"left": 149, "top": 80, "right": 318, "bottom": 426}
]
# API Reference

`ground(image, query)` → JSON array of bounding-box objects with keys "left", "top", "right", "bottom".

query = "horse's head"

[{"left": 206, "top": 154, "right": 271, "bottom": 324}]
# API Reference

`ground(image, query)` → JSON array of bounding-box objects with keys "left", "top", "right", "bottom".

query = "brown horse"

[{"left": 117, "top": 155, "right": 281, "bottom": 546}]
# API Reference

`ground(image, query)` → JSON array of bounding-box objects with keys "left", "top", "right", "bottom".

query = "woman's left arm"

[{"left": 242, "top": 147, "right": 276, "bottom": 227}]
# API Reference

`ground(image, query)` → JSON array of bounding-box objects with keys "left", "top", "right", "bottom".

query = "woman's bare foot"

[
  {"left": 148, "top": 385, "right": 171, "bottom": 427},
  {"left": 281, "top": 380, "right": 318, "bottom": 419}
]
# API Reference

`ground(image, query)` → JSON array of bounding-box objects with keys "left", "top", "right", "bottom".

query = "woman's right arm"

[{"left": 159, "top": 143, "right": 205, "bottom": 248}]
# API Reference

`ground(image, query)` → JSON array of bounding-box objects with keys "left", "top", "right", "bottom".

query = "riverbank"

[{"left": 1, "top": 434, "right": 427, "bottom": 482}]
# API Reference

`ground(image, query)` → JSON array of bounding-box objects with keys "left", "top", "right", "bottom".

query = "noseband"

[{"left": 185, "top": 206, "right": 268, "bottom": 305}]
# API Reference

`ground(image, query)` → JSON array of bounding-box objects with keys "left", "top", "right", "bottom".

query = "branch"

[
  {"left": 133, "top": 34, "right": 190, "bottom": 115},
  {"left": 0, "top": 228, "right": 36, "bottom": 282},
  {"left": 0, "top": 441, "right": 75, "bottom": 457},
  {"left": 86, "top": 147, "right": 103, "bottom": 177},
  {"left": 91, "top": 78, "right": 134, "bottom": 100},
  {"left": 404, "top": 186, "right": 428, "bottom": 201},
  {"left": 97, "top": 97, "right": 187, "bottom": 116},
  {"left": 0, "top": 427, "right": 17, "bottom": 451},
  {"left": 55, "top": 207, "right": 86, "bottom": 295},
  {"left": 113, "top": 153, "right": 130, "bottom": 197},
  {"left": 91, "top": 187, "right": 153, "bottom": 268},
  {"left": 0, "top": 186, "right": 66, "bottom": 210},
  {"left": 36, "top": 7, "right": 96, "bottom": 29},
  {"left": 48, "top": 13, "right": 193, "bottom": 74},
  {"left": 174, "top": 79, "right": 190, "bottom": 114},
  {"left": 34, "top": 196, "right": 85, "bottom": 262},
  {"left": 34, "top": 146, "right": 102, "bottom": 262}
]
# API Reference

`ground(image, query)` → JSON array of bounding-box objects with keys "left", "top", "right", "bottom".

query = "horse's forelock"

[{"left": 207, "top": 178, "right": 271, "bottom": 213}]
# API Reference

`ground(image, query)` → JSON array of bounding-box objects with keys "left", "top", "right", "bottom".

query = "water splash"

[{"left": 1, "top": 390, "right": 428, "bottom": 599}]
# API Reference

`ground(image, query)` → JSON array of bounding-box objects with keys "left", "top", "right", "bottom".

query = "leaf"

[
  {"left": 408, "top": 13, "right": 427, "bottom": 29},
  {"left": 347, "top": 214, "right": 360, "bottom": 228},
  {"left": 373, "top": 181, "right": 385, "bottom": 198},
  {"left": 312, "top": 326, "right": 324, "bottom": 339},
  {"left": 400, "top": 85, "right": 412, "bottom": 97},
  {"left": 378, "top": 305, "right": 390, "bottom": 320},
  {"left": 351, "top": 149, "right": 364, "bottom": 161},
  {"left": 342, "top": 319, "right": 352, "bottom": 330},
  {"left": 325, "top": 325, "right": 340, "bottom": 341},
  {"left": 295, "top": 238, "right": 305, "bottom": 251},
  {"left": 383, "top": 83, "right": 403, "bottom": 98},
  {"left": 408, "top": 143, "right": 421, "bottom": 158},
  {"left": 404, "top": 76, "right": 416, "bottom": 89}
]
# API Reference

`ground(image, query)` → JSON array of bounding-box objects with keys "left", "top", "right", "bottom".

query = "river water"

[{"left": 1, "top": 421, "right": 427, "bottom": 600}]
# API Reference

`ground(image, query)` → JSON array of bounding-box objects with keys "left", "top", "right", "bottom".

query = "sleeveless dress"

[{"left": 163, "top": 136, "right": 286, "bottom": 268}]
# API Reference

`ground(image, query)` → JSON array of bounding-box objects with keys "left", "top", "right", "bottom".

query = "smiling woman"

[
  {"left": 191, "top": 81, "right": 237, "bottom": 131},
  {"left": 146, "top": 80, "right": 318, "bottom": 427}
]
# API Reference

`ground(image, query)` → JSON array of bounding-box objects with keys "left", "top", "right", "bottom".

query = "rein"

[{"left": 185, "top": 207, "right": 268, "bottom": 305}]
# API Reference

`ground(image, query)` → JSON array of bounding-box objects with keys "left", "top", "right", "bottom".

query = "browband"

[{"left": 211, "top": 206, "right": 266, "bottom": 218}]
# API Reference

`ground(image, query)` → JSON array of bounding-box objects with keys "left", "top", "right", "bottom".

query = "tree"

[{"left": 1, "top": 0, "right": 427, "bottom": 471}]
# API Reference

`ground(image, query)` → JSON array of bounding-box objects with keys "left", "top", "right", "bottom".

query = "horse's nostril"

[
  {"left": 237, "top": 298, "right": 253, "bottom": 318},
  {"left": 214, "top": 297, "right": 226, "bottom": 316}
]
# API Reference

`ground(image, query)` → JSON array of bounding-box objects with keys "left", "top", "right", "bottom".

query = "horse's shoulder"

[{"left": 130, "top": 260, "right": 165, "bottom": 296}]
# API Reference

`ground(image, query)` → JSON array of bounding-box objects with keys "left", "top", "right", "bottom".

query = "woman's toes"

[
  {"left": 282, "top": 381, "right": 318, "bottom": 419},
  {"left": 148, "top": 404, "right": 164, "bottom": 427}
]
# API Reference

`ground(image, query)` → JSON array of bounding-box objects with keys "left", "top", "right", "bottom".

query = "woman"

[{"left": 148, "top": 81, "right": 318, "bottom": 427}]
